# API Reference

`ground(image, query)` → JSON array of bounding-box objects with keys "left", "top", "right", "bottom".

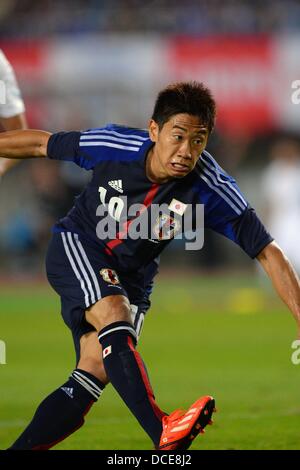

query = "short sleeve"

[
  {"left": 47, "top": 124, "right": 146, "bottom": 170},
  {"left": 231, "top": 207, "right": 273, "bottom": 258},
  {"left": 47, "top": 131, "right": 96, "bottom": 170},
  {"left": 204, "top": 194, "right": 273, "bottom": 258},
  {"left": 198, "top": 150, "right": 273, "bottom": 258}
]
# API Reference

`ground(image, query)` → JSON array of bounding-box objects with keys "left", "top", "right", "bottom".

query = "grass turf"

[{"left": 0, "top": 273, "right": 299, "bottom": 450}]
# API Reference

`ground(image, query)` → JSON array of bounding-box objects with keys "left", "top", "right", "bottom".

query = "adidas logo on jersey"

[
  {"left": 108, "top": 180, "right": 123, "bottom": 193},
  {"left": 61, "top": 387, "right": 74, "bottom": 398}
]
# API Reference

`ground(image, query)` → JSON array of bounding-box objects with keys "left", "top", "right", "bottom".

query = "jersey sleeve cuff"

[{"left": 248, "top": 235, "right": 274, "bottom": 259}]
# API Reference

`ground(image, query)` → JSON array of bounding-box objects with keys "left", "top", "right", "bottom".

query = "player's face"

[{"left": 148, "top": 114, "right": 209, "bottom": 183}]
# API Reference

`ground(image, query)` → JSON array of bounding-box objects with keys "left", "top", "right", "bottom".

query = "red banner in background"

[
  {"left": 1, "top": 41, "right": 48, "bottom": 80},
  {"left": 1, "top": 41, "right": 50, "bottom": 126},
  {"left": 167, "top": 36, "right": 276, "bottom": 136},
  {"left": 1, "top": 35, "right": 299, "bottom": 136}
]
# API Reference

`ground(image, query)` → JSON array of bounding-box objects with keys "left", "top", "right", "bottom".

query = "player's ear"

[{"left": 148, "top": 119, "right": 159, "bottom": 142}]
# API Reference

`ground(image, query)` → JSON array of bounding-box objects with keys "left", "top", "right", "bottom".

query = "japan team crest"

[
  {"left": 100, "top": 268, "right": 120, "bottom": 285},
  {"left": 153, "top": 213, "right": 181, "bottom": 241}
]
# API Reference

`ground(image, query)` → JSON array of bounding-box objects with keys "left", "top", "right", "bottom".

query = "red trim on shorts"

[{"left": 127, "top": 336, "right": 165, "bottom": 421}]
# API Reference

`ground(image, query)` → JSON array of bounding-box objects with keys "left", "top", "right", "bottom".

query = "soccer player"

[
  {"left": 1, "top": 82, "right": 300, "bottom": 450},
  {"left": 0, "top": 49, "right": 27, "bottom": 175}
]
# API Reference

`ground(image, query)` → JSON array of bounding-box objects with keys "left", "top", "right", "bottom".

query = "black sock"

[
  {"left": 98, "top": 321, "right": 165, "bottom": 446},
  {"left": 9, "top": 369, "right": 104, "bottom": 450}
]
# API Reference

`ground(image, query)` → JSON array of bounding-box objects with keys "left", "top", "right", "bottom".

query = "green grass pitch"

[{"left": 0, "top": 274, "right": 299, "bottom": 450}]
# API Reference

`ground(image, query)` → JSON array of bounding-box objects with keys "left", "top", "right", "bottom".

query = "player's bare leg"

[
  {"left": 77, "top": 331, "right": 108, "bottom": 384},
  {"left": 85, "top": 294, "right": 132, "bottom": 330}
]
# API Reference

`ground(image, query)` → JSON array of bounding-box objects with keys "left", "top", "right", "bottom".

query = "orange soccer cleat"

[{"left": 157, "top": 395, "right": 216, "bottom": 450}]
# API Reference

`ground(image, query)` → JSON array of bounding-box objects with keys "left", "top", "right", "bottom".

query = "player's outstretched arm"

[
  {"left": 257, "top": 241, "right": 300, "bottom": 338},
  {"left": 0, "top": 129, "right": 51, "bottom": 160}
]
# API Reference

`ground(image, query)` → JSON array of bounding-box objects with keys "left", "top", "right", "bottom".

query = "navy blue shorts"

[{"left": 46, "top": 232, "right": 150, "bottom": 363}]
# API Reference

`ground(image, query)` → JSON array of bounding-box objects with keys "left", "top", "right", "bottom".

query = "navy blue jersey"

[{"left": 47, "top": 123, "right": 273, "bottom": 280}]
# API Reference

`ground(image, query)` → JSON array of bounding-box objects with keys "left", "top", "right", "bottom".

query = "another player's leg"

[{"left": 9, "top": 332, "right": 106, "bottom": 450}]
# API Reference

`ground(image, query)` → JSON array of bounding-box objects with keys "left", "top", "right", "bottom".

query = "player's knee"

[{"left": 86, "top": 295, "right": 131, "bottom": 331}]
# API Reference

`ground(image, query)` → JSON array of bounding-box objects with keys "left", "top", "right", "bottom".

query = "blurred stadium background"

[{"left": 1, "top": 0, "right": 300, "bottom": 450}]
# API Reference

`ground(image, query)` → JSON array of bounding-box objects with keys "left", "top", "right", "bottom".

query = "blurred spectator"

[{"left": 261, "top": 138, "right": 300, "bottom": 273}]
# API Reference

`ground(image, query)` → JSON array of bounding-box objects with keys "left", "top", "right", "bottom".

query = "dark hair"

[{"left": 151, "top": 81, "right": 216, "bottom": 133}]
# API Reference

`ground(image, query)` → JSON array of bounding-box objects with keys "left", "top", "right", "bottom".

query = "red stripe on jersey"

[
  {"left": 105, "top": 239, "right": 123, "bottom": 251},
  {"left": 106, "top": 183, "right": 159, "bottom": 252},
  {"left": 143, "top": 183, "right": 159, "bottom": 207},
  {"left": 127, "top": 336, "right": 165, "bottom": 421}
]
